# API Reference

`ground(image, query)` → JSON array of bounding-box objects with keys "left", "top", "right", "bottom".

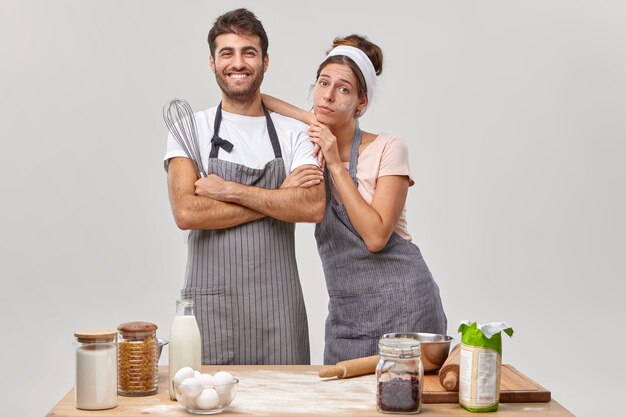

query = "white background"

[{"left": 1, "top": 1, "right": 625, "bottom": 416}]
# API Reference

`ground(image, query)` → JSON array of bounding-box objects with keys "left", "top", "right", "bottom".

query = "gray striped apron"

[
  {"left": 182, "top": 103, "right": 310, "bottom": 365},
  {"left": 315, "top": 128, "right": 447, "bottom": 365}
]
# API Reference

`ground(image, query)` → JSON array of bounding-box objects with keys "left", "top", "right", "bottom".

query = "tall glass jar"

[
  {"left": 117, "top": 321, "right": 159, "bottom": 396},
  {"left": 376, "top": 334, "right": 423, "bottom": 414},
  {"left": 74, "top": 329, "right": 118, "bottom": 410}
]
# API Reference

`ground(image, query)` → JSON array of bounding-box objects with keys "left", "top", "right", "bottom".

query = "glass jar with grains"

[
  {"left": 117, "top": 321, "right": 158, "bottom": 396},
  {"left": 376, "top": 334, "right": 423, "bottom": 414}
]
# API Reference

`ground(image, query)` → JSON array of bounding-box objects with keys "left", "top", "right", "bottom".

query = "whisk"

[{"left": 163, "top": 98, "right": 207, "bottom": 177}]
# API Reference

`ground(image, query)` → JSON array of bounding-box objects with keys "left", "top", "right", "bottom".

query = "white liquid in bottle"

[{"left": 168, "top": 299, "right": 202, "bottom": 400}]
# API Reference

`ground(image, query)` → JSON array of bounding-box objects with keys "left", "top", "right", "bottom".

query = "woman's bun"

[{"left": 330, "top": 34, "right": 383, "bottom": 75}]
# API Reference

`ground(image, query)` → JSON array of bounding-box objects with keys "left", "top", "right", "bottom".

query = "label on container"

[{"left": 459, "top": 344, "right": 501, "bottom": 410}]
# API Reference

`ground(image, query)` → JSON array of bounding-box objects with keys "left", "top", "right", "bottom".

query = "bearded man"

[{"left": 164, "top": 8, "right": 324, "bottom": 365}]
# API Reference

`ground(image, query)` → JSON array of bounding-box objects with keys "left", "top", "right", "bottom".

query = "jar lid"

[
  {"left": 117, "top": 321, "right": 158, "bottom": 334},
  {"left": 74, "top": 329, "right": 117, "bottom": 343},
  {"left": 378, "top": 336, "right": 421, "bottom": 358}
]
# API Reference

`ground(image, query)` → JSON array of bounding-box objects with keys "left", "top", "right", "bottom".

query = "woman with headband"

[{"left": 265, "top": 35, "right": 447, "bottom": 364}]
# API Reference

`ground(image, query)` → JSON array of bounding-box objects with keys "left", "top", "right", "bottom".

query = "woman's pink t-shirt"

[{"left": 331, "top": 133, "right": 414, "bottom": 241}]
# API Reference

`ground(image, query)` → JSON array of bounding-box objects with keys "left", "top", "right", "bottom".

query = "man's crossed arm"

[{"left": 167, "top": 157, "right": 324, "bottom": 230}]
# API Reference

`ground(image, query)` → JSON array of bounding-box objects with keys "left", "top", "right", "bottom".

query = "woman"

[{"left": 268, "top": 34, "right": 447, "bottom": 364}]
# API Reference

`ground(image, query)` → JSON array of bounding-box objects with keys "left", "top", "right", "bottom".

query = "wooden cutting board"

[{"left": 423, "top": 364, "right": 551, "bottom": 403}]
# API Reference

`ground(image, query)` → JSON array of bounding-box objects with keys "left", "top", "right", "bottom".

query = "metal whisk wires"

[{"left": 163, "top": 98, "right": 207, "bottom": 177}]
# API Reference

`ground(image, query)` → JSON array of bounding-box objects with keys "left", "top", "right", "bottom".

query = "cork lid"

[
  {"left": 74, "top": 329, "right": 117, "bottom": 343},
  {"left": 117, "top": 321, "right": 158, "bottom": 332},
  {"left": 117, "top": 321, "right": 158, "bottom": 339}
]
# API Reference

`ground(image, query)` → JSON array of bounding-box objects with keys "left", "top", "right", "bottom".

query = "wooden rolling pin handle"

[
  {"left": 438, "top": 343, "right": 461, "bottom": 391},
  {"left": 442, "top": 371, "right": 458, "bottom": 391},
  {"left": 318, "top": 355, "right": 379, "bottom": 379},
  {"left": 318, "top": 364, "right": 345, "bottom": 378}
]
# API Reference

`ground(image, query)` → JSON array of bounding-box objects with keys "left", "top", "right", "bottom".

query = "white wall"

[{"left": 1, "top": 1, "right": 624, "bottom": 416}]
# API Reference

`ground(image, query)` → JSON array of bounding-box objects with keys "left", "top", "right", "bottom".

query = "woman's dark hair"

[
  {"left": 316, "top": 34, "right": 383, "bottom": 101},
  {"left": 208, "top": 8, "right": 269, "bottom": 58}
]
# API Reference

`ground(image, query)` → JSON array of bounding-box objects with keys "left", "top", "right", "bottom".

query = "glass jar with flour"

[{"left": 74, "top": 329, "right": 118, "bottom": 410}]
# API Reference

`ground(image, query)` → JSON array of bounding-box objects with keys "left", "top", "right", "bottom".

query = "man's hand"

[
  {"left": 194, "top": 174, "right": 234, "bottom": 202},
  {"left": 191, "top": 165, "right": 324, "bottom": 223},
  {"left": 281, "top": 166, "right": 324, "bottom": 189},
  {"left": 167, "top": 158, "right": 265, "bottom": 230}
]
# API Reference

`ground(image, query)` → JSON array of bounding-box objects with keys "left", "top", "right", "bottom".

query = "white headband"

[{"left": 327, "top": 45, "right": 377, "bottom": 115}]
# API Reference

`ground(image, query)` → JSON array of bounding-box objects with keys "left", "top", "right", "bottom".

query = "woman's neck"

[{"left": 332, "top": 122, "right": 358, "bottom": 149}]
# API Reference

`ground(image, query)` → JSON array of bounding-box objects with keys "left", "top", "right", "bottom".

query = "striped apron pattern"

[
  {"left": 182, "top": 104, "right": 310, "bottom": 365},
  {"left": 315, "top": 128, "right": 447, "bottom": 365}
]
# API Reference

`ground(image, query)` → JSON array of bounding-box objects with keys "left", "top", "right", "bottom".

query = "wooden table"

[{"left": 46, "top": 365, "right": 575, "bottom": 416}]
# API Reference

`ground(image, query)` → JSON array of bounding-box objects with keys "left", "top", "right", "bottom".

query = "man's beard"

[{"left": 215, "top": 71, "right": 264, "bottom": 105}]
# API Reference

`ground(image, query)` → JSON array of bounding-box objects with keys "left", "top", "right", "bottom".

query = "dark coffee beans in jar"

[{"left": 377, "top": 375, "right": 421, "bottom": 413}]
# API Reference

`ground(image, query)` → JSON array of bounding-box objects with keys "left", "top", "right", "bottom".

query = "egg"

[
  {"left": 196, "top": 373, "right": 216, "bottom": 387},
  {"left": 215, "top": 383, "right": 231, "bottom": 397},
  {"left": 217, "top": 384, "right": 236, "bottom": 406},
  {"left": 179, "top": 377, "right": 203, "bottom": 398},
  {"left": 194, "top": 370, "right": 202, "bottom": 378},
  {"left": 195, "top": 388, "right": 220, "bottom": 410},
  {"left": 214, "top": 371, "right": 234, "bottom": 386},
  {"left": 213, "top": 371, "right": 234, "bottom": 398},
  {"left": 179, "top": 394, "right": 196, "bottom": 409},
  {"left": 173, "top": 367, "right": 195, "bottom": 384}
]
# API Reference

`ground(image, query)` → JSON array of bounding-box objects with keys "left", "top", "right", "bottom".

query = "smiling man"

[{"left": 164, "top": 8, "right": 325, "bottom": 365}]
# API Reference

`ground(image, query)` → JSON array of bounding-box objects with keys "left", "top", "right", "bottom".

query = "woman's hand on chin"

[{"left": 308, "top": 122, "right": 340, "bottom": 171}]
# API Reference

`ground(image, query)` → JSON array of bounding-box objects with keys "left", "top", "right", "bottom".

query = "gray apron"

[
  {"left": 182, "top": 103, "right": 310, "bottom": 365},
  {"left": 315, "top": 129, "right": 447, "bottom": 365}
]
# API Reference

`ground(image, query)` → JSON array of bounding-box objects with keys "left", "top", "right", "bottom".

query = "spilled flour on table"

[
  {"left": 141, "top": 404, "right": 180, "bottom": 414},
  {"left": 228, "top": 370, "right": 377, "bottom": 415}
]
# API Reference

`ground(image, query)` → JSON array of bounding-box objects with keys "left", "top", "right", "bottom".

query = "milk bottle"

[{"left": 168, "top": 299, "right": 202, "bottom": 400}]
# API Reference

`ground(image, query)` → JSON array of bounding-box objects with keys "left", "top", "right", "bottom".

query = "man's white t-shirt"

[{"left": 164, "top": 106, "right": 318, "bottom": 173}]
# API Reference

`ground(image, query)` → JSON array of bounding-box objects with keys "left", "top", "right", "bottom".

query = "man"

[{"left": 164, "top": 8, "right": 325, "bottom": 365}]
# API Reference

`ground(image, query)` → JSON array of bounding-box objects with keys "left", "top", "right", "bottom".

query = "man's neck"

[{"left": 220, "top": 93, "right": 264, "bottom": 116}]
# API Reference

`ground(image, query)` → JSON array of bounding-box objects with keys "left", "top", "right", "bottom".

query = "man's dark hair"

[{"left": 207, "top": 8, "right": 269, "bottom": 58}]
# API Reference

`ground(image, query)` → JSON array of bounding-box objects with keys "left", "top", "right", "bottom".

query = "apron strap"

[
  {"left": 210, "top": 102, "right": 282, "bottom": 160},
  {"left": 262, "top": 104, "right": 283, "bottom": 159},
  {"left": 348, "top": 128, "right": 362, "bottom": 188},
  {"left": 324, "top": 127, "right": 363, "bottom": 201},
  {"left": 209, "top": 103, "right": 235, "bottom": 159}
]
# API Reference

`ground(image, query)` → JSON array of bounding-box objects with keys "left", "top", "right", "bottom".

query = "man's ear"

[
  {"left": 263, "top": 54, "right": 269, "bottom": 73},
  {"left": 209, "top": 55, "right": 216, "bottom": 73}
]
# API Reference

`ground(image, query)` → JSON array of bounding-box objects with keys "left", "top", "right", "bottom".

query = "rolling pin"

[
  {"left": 318, "top": 355, "right": 379, "bottom": 379},
  {"left": 438, "top": 343, "right": 461, "bottom": 391}
]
